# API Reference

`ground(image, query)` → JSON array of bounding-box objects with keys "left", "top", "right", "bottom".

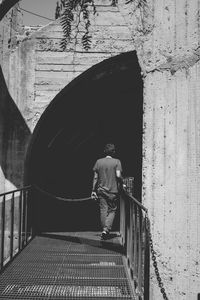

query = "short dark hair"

[{"left": 104, "top": 143, "right": 116, "bottom": 156}]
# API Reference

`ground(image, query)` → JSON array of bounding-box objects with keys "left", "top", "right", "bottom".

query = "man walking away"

[{"left": 91, "top": 143, "right": 124, "bottom": 240}]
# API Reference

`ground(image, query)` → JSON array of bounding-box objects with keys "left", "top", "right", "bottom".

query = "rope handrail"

[
  {"left": 0, "top": 185, "right": 148, "bottom": 212},
  {"left": 33, "top": 184, "right": 148, "bottom": 212},
  {"left": 0, "top": 186, "right": 31, "bottom": 197},
  {"left": 33, "top": 184, "right": 93, "bottom": 202},
  {"left": 123, "top": 189, "right": 148, "bottom": 213}
]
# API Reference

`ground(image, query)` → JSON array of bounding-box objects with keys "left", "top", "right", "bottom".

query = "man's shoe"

[{"left": 101, "top": 230, "right": 109, "bottom": 240}]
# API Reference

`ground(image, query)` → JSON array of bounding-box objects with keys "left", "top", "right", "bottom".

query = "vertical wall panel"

[
  {"left": 162, "top": 0, "right": 176, "bottom": 54},
  {"left": 175, "top": 0, "right": 187, "bottom": 51},
  {"left": 153, "top": 71, "right": 165, "bottom": 255},
  {"left": 143, "top": 73, "right": 157, "bottom": 298},
  {"left": 187, "top": 63, "right": 200, "bottom": 297},
  {"left": 187, "top": 0, "right": 198, "bottom": 48},
  {"left": 143, "top": 0, "right": 200, "bottom": 298},
  {"left": 143, "top": 68, "right": 200, "bottom": 299},
  {"left": 175, "top": 70, "right": 190, "bottom": 297},
  {"left": 163, "top": 71, "right": 177, "bottom": 292},
  {"left": 143, "top": 74, "right": 156, "bottom": 224},
  {"left": 151, "top": 0, "right": 165, "bottom": 67}
]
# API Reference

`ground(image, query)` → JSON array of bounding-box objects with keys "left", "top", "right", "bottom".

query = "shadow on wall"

[{"left": 0, "top": 66, "right": 31, "bottom": 191}]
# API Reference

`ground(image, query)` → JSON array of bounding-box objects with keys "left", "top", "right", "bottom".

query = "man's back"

[{"left": 93, "top": 157, "right": 122, "bottom": 194}]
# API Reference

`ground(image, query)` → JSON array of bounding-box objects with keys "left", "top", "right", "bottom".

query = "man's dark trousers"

[{"left": 97, "top": 189, "right": 119, "bottom": 232}]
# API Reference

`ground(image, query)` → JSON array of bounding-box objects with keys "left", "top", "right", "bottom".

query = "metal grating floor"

[{"left": 0, "top": 232, "right": 135, "bottom": 299}]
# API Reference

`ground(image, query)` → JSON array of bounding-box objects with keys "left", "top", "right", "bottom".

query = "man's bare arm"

[
  {"left": 116, "top": 170, "right": 121, "bottom": 179},
  {"left": 91, "top": 171, "right": 98, "bottom": 199},
  {"left": 92, "top": 171, "right": 98, "bottom": 191},
  {"left": 116, "top": 170, "right": 126, "bottom": 190}
]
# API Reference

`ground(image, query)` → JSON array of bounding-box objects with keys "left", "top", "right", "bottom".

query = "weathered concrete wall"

[
  {"left": 0, "top": 67, "right": 30, "bottom": 192},
  {"left": 137, "top": 0, "right": 200, "bottom": 299},
  {"left": 0, "top": 5, "right": 29, "bottom": 193},
  {"left": 1, "top": 0, "right": 200, "bottom": 299},
  {"left": 0, "top": 4, "right": 23, "bottom": 81},
  {"left": 7, "top": 1, "right": 134, "bottom": 131},
  {"left": 143, "top": 68, "right": 200, "bottom": 299}
]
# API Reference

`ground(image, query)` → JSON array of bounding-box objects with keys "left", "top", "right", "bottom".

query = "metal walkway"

[{"left": 0, "top": 232, "right": 135, "bottom": 300}]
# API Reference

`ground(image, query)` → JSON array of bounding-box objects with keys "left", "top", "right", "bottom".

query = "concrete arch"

[
  {"left": 0, "top": 0, "right": 137, "bottom": 190},
  {"left": 1, "top": 0, "right": 142, "bottom": 231},
  {"left": 1, "top": 0, "right": 136, "bottom": 132},
  {"left": 2, "top": 1, "right": 200, "bottom": 299},
  {"left": 26, "top": 51, "right": 143, "bottom": 232}
]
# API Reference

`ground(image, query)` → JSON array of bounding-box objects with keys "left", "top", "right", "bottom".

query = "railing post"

[
  {"left": 127, "top": 201, "right": 134, "bottom": 275},
  {"left": 137, "top": 210, "right": 142, "bottom": 295},
  {"left": 124, "top": 177, "right": 134, "bottom": 258},
  {"left": 121, "top": 177, "right": 150, "bottom": 300},
  {"left": 29, "top": 186, "right": 34, "bottom": 239},
  {"left": 10, "top": 192, "right": 15, "bottom": 260},
  {"left": 124, "top": 177, "right": 134, "bottom": 195},
  {"left": 30, "top": 185, "right": 36, "bottom": 237},
  {"left": 0, "top": 186, "right": 32, "bottom": 272},
  {"left": 120, "top": 195, "right": 125, "bottom": 247},
  {"left": 0, "top": 195, "right": 5, "bottom": 269},
  {"left": 133, "top": 204, "right": 138, "bottom": 283},
  {"left": 24, "top": 189, "right": 28, "bottom": 245},
  {"left": 144, "top": 216, "right": 150, "bottom": 300},
  {"left": 18, "top": 190, "right": 23, "bottom": 251},
  {"left": 127, "top": 207, "right": 130, "bottom": 260}
]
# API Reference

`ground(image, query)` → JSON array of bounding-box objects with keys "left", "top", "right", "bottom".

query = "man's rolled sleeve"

[{"left": 116, "top": 159, "right": 122, "bottom": 172}]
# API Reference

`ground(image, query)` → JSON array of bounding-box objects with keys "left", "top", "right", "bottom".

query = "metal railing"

[
  {"left": 0, "top": 183, "right": 170, "bottom": 299},
  {"left": 0, "top": 186, "right": 32, "bottom": 271},
  {"left": 120, "top": 178, "right": 149, "bottom": 300}
]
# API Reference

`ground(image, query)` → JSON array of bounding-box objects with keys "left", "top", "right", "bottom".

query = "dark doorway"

[{"left": 26, "top": 51, "right": 143, "bottom": 233}]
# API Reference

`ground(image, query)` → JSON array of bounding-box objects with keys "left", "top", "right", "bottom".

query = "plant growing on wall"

[
  {"left": 55, "top": 0, "right": 96, "bottom": 51},
  {"left": 0, "top": 0, "right": 148, "bottom": 50},
  {"left": 0, "top": 0, "right": 148, "bottom": 51},
  {"left": 55, "top": 0, "right": 147, "bottom": 51}
]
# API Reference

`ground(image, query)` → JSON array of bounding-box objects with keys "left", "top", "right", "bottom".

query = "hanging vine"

[
  {"left": 55, "top": 0, "right": 147, "bottom": 51},
  {"left": 55, "top": 0, "right": 96, "bottom": 51}
]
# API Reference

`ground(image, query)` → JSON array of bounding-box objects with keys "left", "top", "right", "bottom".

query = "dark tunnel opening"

[{"left": 25, "top": 51, "right": 143, "bottom": 233}]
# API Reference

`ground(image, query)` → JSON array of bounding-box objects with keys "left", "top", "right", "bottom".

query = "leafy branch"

[
  {"left": 56, "top": 0, "right": 96, "bottom": 51},
  {"left": 55, "top": 0, "right": 147, "bottom": 51}
]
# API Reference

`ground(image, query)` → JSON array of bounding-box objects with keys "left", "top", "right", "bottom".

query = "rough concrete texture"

[
  {"left": 0, "top": 4, "right": 23, "bottom": 80},
  {"left": 143, "top": 66, "right": 200, "bottom": 300},
  {"left": 6, "top": 1, "right": 135, "bottom": 131},
  {"left": 0, "top": 4, "right": 29, "bottom": 193},
  {"left": 140, "top": 1, "right": 200, "bottom": 299},
  {"left": 0, "top": 0, "right": 200, "bottom": 299},
  {"left": 0, "top": 65, "right": 30, "bottom": 192}
]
